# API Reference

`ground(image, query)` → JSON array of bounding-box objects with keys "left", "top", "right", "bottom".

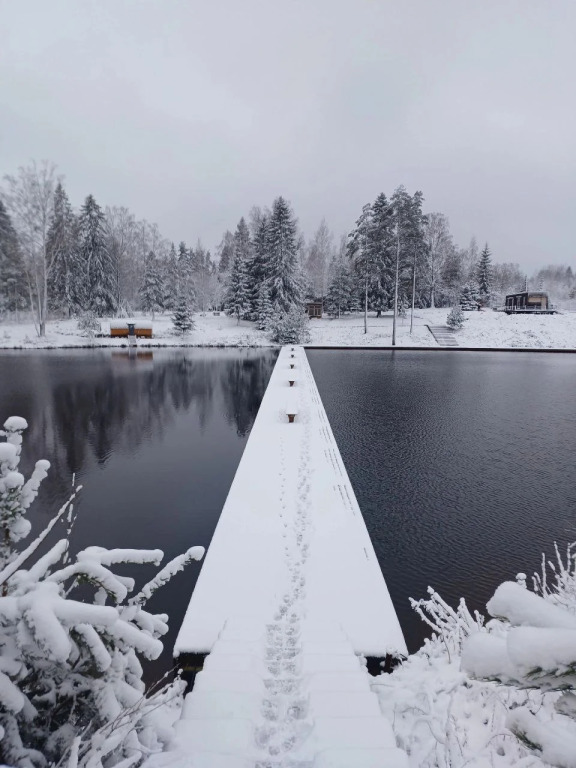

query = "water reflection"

[{"left": 0, "top": 347, "right": 278, "bottom": 680}]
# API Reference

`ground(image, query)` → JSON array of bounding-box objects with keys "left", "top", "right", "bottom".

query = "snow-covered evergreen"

[
  {"left": 171, "top": 294, "right": 194, "bottom": 334},
  {"left": 224, "top": 219, "right": 251, "bottom": 323},
  {"left": 78, "top": 195, "right": 117, "bottom": 317},
  {"left": 446, "top": 304, "right": 464, "bottom": 329},
  {"left": 140, "top": 250, "right": 165, "bottom": 318},
  {"left": 477, "top": 243, "right": 493, "bottom": 302},
  {"left": 0, "top": 415, "right": 204, "bottom": 767},
  {"left": 163, "top": 243, "right": 179, "bottom": 311},
  {"left": 269, "top": 304, "right": 310, "bottom": 344},
  {"left": 459, "top": 283, "right": 480, "bottom": 310},
  {"left": 177, "top": 242, "right": 195, "bottom": 310},
  {"left": 267, "top": 197, "right": 303, "bottom": 313},
  {"left": 255, "top": 282, "right": 274, "bottom": 331},
  {"left": 46, "top": 182, "right": 78, "bottom": 316}
]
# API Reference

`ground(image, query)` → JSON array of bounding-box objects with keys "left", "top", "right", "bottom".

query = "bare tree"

[
  {"left": 423, "top": 212, "right": 453, "bottom": 308},
  {"left": 305, "top": 219, "right": 333, "bottom": 299},
  {"left": 2, "top": 161, "right": 60, "bottom": 336}
]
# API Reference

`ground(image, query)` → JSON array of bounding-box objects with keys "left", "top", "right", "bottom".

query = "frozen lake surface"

[{"left": 307, "top": 349, "right": 576, "bottom": 652}]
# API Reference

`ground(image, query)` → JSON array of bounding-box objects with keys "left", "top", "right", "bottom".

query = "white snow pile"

[
  {"left": 0, "top": 415, "right": 204, "bottom": 768},
  {"left": 380, "top": 543, "right": 576, "bottom": 768}
]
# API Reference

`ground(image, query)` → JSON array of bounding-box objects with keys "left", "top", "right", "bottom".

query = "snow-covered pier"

[{"left": 172, "top": 346, "right": 407, "bottom": 765}]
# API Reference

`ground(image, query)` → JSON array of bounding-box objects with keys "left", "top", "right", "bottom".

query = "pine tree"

[
  {"left": 178, "top": 241, "right": 196, "bottom": 309},
  {"left": 46, "top": 182, "right": 77, "bottom": 316},
  {"left": 446, "top": 305, "right": 465, "bottom": 329},
  {"left": 217, "top": 231, "right": 235, "bottom": 274},
  {"left": 163, "top": 242, "right": 179, "bottom": 310},
  {"left": 477, "top": 243, "right": 492, "bottom": 301},
  {"left": 224, "top": 219, "right": 251, "bottom": 323},
  {"left": 78, "top": 195, "right": 116, "bottom": 316},
  {"left": 0, "top": 199, "right": 26, "bottom": 316},
  {"left": 140, "top": 250, "right": 164, "bottom": 318},
  {"left": 348, "top": 202, "right": 375, "bottom": 332},
  {"left": 459, "top": 284, "right": 479, "bottom": 310},
  {"left": 256, "top": 282, "right": 274, "bottom": 330},
  {"left": 326, "top": 257, "right": 355, "bottom": 317},
  {"left": 247, "top": 216, "right": 270, "bottom": 320},
  {"left": 267, "top": 197, "right": 302, "bottom": 313},
  {"left": 172, "top": 294, "right": 194, "bottom": 333}
]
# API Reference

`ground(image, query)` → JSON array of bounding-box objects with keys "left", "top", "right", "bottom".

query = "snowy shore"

[{"left": 1, "top": 308, "right": 576, "bottom": 350}]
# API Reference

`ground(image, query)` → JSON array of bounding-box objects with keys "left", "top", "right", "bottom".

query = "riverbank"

[{"left": 0, "top": 308, "right": 575, "bottom": 349}]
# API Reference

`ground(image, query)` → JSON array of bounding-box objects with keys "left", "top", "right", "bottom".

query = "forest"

[{"left": 1, "top": 161, "right": 574, "bottom": 337}]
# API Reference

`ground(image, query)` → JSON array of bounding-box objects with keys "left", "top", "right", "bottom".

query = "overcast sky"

[{"left": 1, "top": 0, "right": 574, "bottom": 270}]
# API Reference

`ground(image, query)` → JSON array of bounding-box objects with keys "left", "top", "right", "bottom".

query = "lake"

[
  {"left": 307, "top": 349, "right": 576, "bottom": 653},
  {"left": 0, "top": 347, "right": 278, "bottom": 681},
  {"left": 2, "top": 347, "right": 575, "bottom": 669}
]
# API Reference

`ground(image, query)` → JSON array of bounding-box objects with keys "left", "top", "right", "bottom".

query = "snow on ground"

[{"left": 1, "top": 308, "right": 575, "bottom": 349}]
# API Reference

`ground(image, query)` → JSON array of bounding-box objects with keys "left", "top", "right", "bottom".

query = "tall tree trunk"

[
  {"left": 410, "top": 251, "right": 416, "bottom": 335},
  {"left": 392, "top": 233, "right": 400, "bottom": 346},
  {"left": 364, "top": 279, "right": 368, "bottom": 334}
]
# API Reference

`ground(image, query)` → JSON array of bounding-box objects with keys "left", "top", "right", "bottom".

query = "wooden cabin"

[
  {"left": 306, "top": 301, "right": 323, "bottom": 319},
  {"left": 504, "top": 292, "right": 555, "bottom": 314},
  {"left": 110, "top": 320, "right": 153, "bottom": 338}
]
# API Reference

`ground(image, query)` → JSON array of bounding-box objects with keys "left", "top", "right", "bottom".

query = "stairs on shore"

[{"left": 427, "top": 325, "right": 459, "bottom": 346}]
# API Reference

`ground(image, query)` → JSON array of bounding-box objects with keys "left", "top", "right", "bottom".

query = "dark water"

[
  {"left": 307, "top": 350, "right": 576, "bottom": 653},
  {"left": 0, "top": 348, "right": 277, "bottom": 680}
]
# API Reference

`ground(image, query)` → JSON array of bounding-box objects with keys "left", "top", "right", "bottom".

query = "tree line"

[{"left": 1, "top": 161, "right": 573, "bottom": 337}]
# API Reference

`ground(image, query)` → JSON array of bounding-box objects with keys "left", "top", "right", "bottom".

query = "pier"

[{"left": 172, "top": 346, "right": 407, "bottom": 766}]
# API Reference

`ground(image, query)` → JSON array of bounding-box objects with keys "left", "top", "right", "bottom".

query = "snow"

[
  {"left": 174, "top": 346, "right": 406, "bottom": 658},
  {"left": 487, "top": 581, "right": 576, "bottom": 629},
  {"left": 1, "top": 308, "right": 575, "bottom": 349}
]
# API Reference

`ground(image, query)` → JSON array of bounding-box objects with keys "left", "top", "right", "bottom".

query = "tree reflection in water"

[{"left": 0, "top": 347, "right": 278, "bottom": 681}]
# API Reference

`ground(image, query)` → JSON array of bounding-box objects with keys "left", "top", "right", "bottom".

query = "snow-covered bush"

[
  {"left": 171, "top": 296, "right": 194, "bottom": 334},
  {"left": 269, "top": 305, "right": 311, "bottom": 345},
  {"left": 446, "top": 305, "right": 464, "bottom": 330},
  {"left": 459, "top": 284, "right": 480, "bottom": 311},
  {"left": 77, "top": 311, "right": 101, "bottom": 338},
  {"left": 0, "top": 415, "right": 204, "bottom": 767},
  {"left": 381, "top": 546, "right": 576, "bottom": 768},
  {"left": 462, "top": 544, "right": 576, "bottom": 766}
]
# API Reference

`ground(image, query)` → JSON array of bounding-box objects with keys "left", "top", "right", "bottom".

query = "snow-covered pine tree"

[
  {"left": 348, "top": 202, "right": 375, "bottom": 333},
  {"left": 217, "top": 231, "right": 235, "bottom": 275},
  {"left": 177, "top": 242, "right": 196, "bottom": 310},
  {"left": 163, "top": 242, "right": 179, "bottom": 311},
  {"left": 0, "top": 199, "right": 26, "bottom": 318},
  {"left": 446, "top": 304, "right": 464, "bottom": 329},
  {"left": 140, "top": 250, "right": 164, "bottom": 319},
  {"left": 269, "top": 304, "right": 310, "bottom": 345},
  {"left": 267, "top": 197, "right": 303, "bottom": 313},
  {"left": 247, "top": 216, "right": 270, "bottom": 320},
  {"left": 477, "top": 243, "right": 492, "bottom": 303},
  {"left": 0, "top": 415, "right": 204, "bottom": 767},
  {"left": 459, "top": 283, "right": 479, "bottom": 310},
  {"left": 171, "top": 293, "right": 194, "bottom": 334},
  {"left": 46, "top": 182, "right": 78, "bottom": 316},
  {"left": 78, "top": 195, "right": 117, "bottom": 316},
  {"left": 326, "top": 257, "right": 354, "bottom": 317},
  {"left": 224, "top": 219, "right": 251, "bottom": 324},
  {"left": 256, "top": 282, "right": 274, "bottom": 330}
]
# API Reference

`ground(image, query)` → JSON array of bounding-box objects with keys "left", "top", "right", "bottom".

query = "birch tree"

[
  {"left": 2, "top": 161, "right": 59, "bottom": 336},
  {"left": 423, "top": 212, "right": 452, "bottom": 308}
]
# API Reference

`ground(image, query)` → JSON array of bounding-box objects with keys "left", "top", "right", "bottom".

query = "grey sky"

[{"left": 1, "top": 0, "right": 574, "bottom": 270}]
